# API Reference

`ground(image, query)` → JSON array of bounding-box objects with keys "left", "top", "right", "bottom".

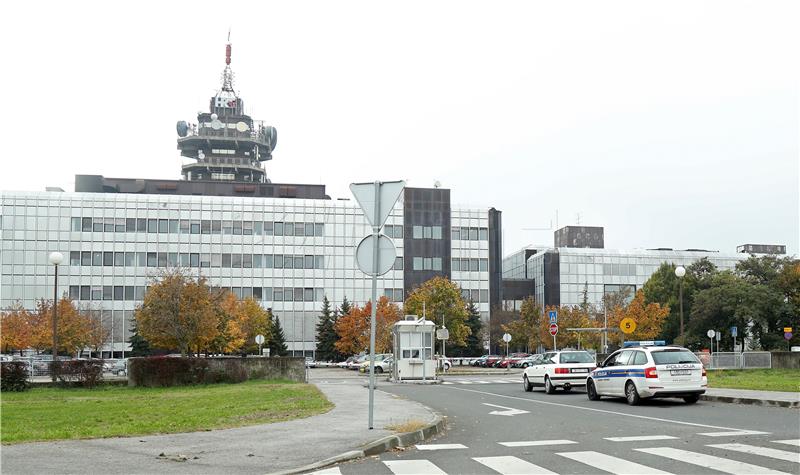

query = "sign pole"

[{"left": 368, "top": 182, "right": 380, "bottom": 430}]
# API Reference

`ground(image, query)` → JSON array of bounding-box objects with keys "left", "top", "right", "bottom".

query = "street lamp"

[
  {"left": 675, "top": 265, "right": 686, "bottom": 342},
  {"left": 48, "top": 251, "right": 63, "bottom": 383}
]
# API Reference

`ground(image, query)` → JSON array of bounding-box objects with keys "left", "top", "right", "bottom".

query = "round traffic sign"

[
  {"left": 785, "top": 332, "right": 793, "bottom": 341},
  {"left": 706, "top": 329, "right": 716, "bottom": 338},
  {"left": 355, "top": 233, "right": 396, "bottom": 276},
  {"left": 620, "top": 318, "right": 637, "bottom": 334},
  {"left": 437, "top": 328, "right": 450, "bottom": 340},
  {"left": 502, "top": 333, "right": 512, "bottom": 343},
  {"left": 549, "top": 323, "right": 558, "bottom": 336},
  {"left": 255, "top": 334, "right": 265, "bottom": 345}
]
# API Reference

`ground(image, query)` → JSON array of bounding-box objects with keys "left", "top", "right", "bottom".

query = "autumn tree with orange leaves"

[
  {"left": 608, "top": 289, "right": 669, "bottom": 341},
  {"left": 334, "top": 296, "right": 402, "bottom": 355},
  {"left": 1, "top": 304, "right": 33, "bottom": 355}
]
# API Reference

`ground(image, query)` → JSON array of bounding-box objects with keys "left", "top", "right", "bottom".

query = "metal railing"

[{"left": 694, "top": 351, "right": 772, "bottom": 369}]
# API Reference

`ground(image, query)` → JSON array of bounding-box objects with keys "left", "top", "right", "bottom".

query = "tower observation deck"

[{"left": 176, "top": 39, "right": 277, "bottom": 184}]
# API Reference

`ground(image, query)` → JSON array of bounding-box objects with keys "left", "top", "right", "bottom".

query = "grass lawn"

[
  {"left": 706, "top": 368, "right": 800, "bottom": 392},
  {"left": 1, "top": 379, "right": 332, "bottom": 444}
]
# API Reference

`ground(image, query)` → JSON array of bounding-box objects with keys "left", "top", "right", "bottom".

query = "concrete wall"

[
  {"left": 771, "top": 352, "right": 800, "bottom": 369},
  {"left": 128, "top": 356, "right": 306, "bottom": 387}
]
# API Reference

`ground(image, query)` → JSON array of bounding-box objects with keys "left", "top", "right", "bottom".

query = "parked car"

[
  {"left": 523, "top": 350, "right": 596, "bottom": 393},
  {"left": 358, "top": 354, "right": 393, "bottom": 374},
  {"left": 514, "top": 354, "right": 544, "bottom": 368},
  {"left": 484, "top": 355, "right": 503, "bottom": 367},
  {"left": 435, "top": 356, "right": 452, "bottom": 371},
  {"left": 497, "top": 353, "right": 530, "bottom": 368},
  {"left": 304, "top": 357, "right": 316, "bottom": 368},
  {"left": 471, "top": 355, "right": 490, "bottom": 367},
  {"left": 109, "top": 359, "right": 127, "bottom": 376},
  {"left": 337, "top": 356, "right": 358, "bottom": 369},
  {"left": 348, "top": 355, "right": 369, "bottom": 370}
]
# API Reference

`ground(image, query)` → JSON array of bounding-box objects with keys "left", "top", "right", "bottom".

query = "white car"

[
  {"left": 359, "top": 354, "right": 393, "bottom": 374},
  {"left": 586, "top": 343, "right": 707, "bottom": 405},
  {"left": 523, "top": 351, "right": 596, "bottom": 393}
]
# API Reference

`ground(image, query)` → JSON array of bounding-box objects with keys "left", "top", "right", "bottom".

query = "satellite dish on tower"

[{"left": 176, "top": 121, "right": 189, "bottom": 137}]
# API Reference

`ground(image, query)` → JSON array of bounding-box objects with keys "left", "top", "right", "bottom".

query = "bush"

[
  {"left": 129, "top": 357, "right": 249, "bottom": 387},
  {"left": 54, "top": 360, "right": 105, "bottom": 388},
  {"left": 1, "top": 361, "right": 30, "bottom": 392}
]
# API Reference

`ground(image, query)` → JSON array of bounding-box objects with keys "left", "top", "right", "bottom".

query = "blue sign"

[
  {"left": 730, "top": 326, "right": 738, "bottom": 338},
  {"left": 548, "top": 310, "right": 557, "bottom": 324}
]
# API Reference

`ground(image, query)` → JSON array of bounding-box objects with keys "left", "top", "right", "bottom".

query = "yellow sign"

[
  {"left": 620, "top": 318, "right": 637, "bottom": 334},
  {"left": 785, "top": 327, "right": 793, "bottom": 333}
]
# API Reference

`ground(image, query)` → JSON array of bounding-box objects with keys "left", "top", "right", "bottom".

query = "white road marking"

[
  {"left": 774, "top": 439, "right": 800, "bottom": 447},
  {"left": 708, "top": 443, "right": 800, "bottom": 463},
  {"left": 309, "top": 467, "right": 342, "bottom": 475},
  {"left": 499, "top": 439, "right": 577, "bottom": 447},
  {"left": 483, "top": 403, "right": 530, "bottom": 416},
  {"left": 475, "top": 380, "right": 491, "bottom": 384},
  {"left": 698, "top": 430, "right": 770, "bottom": 437},
  {"left": 558, "top": 450, "right": 671, "bottom": 474},
  {"left": 636, "top": 447, "right": 791, "bottom": 475},
  {"left": 384, "top": 459, "right": 447, "bottom": 475},
  {"left": 473, "top": 455, "right": 557, "bottom": 475},
  {"left": 443, "top": 386, "right": 765, "bottom": 433},
  {"left": 415, "top": 443, "right": 467, "bottom": 451},
  {"left": 604, "top": 435, "right": 679, "bottom": 442},
  {"left": 441, "top": 381, "right": 454, "bottom": 385}
]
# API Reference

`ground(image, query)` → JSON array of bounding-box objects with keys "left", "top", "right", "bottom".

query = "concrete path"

[
  {"left": 1, "top": 380, "right": 436, "bottom": 475},
  {"left": 703, "top": 387, "right": 800, "bottom": 407}
]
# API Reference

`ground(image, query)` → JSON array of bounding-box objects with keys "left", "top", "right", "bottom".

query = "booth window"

[{"left": 400, "top": 332, "right": 432, "bottom": 359}]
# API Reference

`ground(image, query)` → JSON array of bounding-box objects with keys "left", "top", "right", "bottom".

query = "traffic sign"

[
  {"left": 349, "top": 180, "right": 405, "bottom": 229},
  {"left": 549, "top": 323, "right": 558, "bottom": 336},
  {"left": 502, "top": 333, "right": 512, "bottom": 343},
  {"left": 355, "top": 234, "right": 396, "bottom": 276},
  {"left": 786, "top": 332, "right": 793, "bottom": 340},
  {"left": 715, "top": 331, "right": 721, "bottom": 341},
  {"left": 706, "top": 329, "right": 716, "bottom": 338},
  {"left": 548, "top": 310, "right": 558, "bottom": 324},
  {"left": 784, "top": 327, "right": 793, "bottom": 333},
  {"left": 619, "top": 318, "right": 636, "bottom": 334},
  {"left": 437, "top": 328, "right": 450, "bottom": 340},
  {"left": 255, "top": 334, "right": 265, "bottom": 345},
  {"left": 730, "top": 326, "right": 738, "bottom": 337}
]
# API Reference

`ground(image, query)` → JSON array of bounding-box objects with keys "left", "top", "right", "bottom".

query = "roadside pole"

[{"left": 367, "top": 181, "right": 379, "bottom": 430}]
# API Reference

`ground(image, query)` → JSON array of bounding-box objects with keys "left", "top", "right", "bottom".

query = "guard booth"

[{"left": 392, "top": 316, "right": 436, "bottom": 381}]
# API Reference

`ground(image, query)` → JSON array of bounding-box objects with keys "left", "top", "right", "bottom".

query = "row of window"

[
  {"left": 72, "top": 217, "right": 325, "bottom": 237},
  {"left": 383, "top": 288, "right": 405, "bottom": 302},
  {"left": 412, "top": 226, "right": 443, "bottom": 240},
  {"left": 452, "top": 258, "right": 490, "bottom": 272},
  {"left": 69, "top": 251, "right": 326, "bottom": 269},
  {"left": 461, "top": 288, "right": 490, "bottom": 303},
  {"left": 452, "top": 227, "right": 489, "bottom": 241},
  {"left": 412, "top": 257, "right": 443, "bottom": 271},
  {"left": 68, "top": 285, "right": 326, "bottom": 302},
  {"left": 382, "top": 225, "right": 404, "bottom": 239}
]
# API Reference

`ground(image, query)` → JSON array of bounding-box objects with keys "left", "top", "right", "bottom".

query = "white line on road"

[
  {"left": 604, "top": 435, "right": 679, "bottom": 442},
  {"left": 483, "top": 403, "right": 530, "bottom": 416},
  {"left": 697, "top": 430, "right": 770, "bottom": 437},
  {"left": 636, "top": 447, "right": 791, "bottom": 475},
  {"left": 708, "top": 443, "right": 800, "bottom": 463},
  {"left": 499, "top": 439, "right": 577, "bottom": 447},
  {"left": 309, "top": 467, "right": 342, "bottom": 475},
  {"left": 441, "top": 381, "right": 454, "bottom": 385},
  {"left": 442, "top": 386, "right": 765, "bottom": 433},
  {"left": 384, "top": 459, "right": 447, "bottom": 475},
  {"left": 415, "top": 443, "right": 468, "bottom": 451},
  {"left": 558, "top": 450, "right": 672, "bottom": 474},
  {"left": 473, "top": 455, "right": 557, "bottom": 475},
  {"left": 774, "top": 439, "right": 800, "bottom": 447}
]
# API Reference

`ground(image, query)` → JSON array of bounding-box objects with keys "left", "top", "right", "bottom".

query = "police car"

[
  {"left": 586, "top": 341, "right": 707, "bottom": 405},
  {"left": 523, "top": 350, "right": 597, "bottom": 394}
]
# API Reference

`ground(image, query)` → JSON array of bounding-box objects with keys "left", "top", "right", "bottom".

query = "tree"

[
  {"left": 334, "top": 297, "right": 402, "bottom": 355},
  {"left": 85, "top": 310, "right": 111, "bottom": 356},
  {"left": 235, "top": 297, "right": 271, "bottom": 354},
  {"left": 488, "top": 303, "right": 519, "bottom": 354},
  {"left": 502, "top": 297, "right": 542, "bottom": 353},
  {"left": 128, "top": 320, "right": 152, "bottom": 357},
  {"left": 0, "top": 304, "right": 32, "bottom": 355},
  {"left": 315, "top": 296, "right": 339, "bottom": 361},
  {"left": 34, "top": 298, "right": 96, "bottom": 356},
  {"left": 134, "top": 269, "right": 219, "bottom": 356},
  {"left": 537, "top": 305, "right": 599, "bottom": 351},
  {"left": 404, "top": 277, "right": 470, "bottom": 351},
  {"left": 608, "top": 290, "right": 670, "bottom": 341},
  {"left": 268, "top": 311, "right": 289, "bottom": 356},
  {"left": 456, "top": 300, "right": 484, "bottom": 357},
  {"left": 214, "top": 291, "right": 247, "bottom": 354}
]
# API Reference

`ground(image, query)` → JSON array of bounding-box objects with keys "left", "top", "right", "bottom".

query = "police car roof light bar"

[{"left": 622, "top": 340, "right": 667, "bottom": 348}]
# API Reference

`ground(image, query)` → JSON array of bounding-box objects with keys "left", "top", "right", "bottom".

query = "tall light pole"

[
  {"left": 675, "top": 265, "right": 686, "bottom": 342},
  {"left": 48, "top": 251, "right": 64, "bottom": 382}
]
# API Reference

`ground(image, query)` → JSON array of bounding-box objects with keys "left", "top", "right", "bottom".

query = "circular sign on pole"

[
  {"left": 706, "top": 329, "right": 716, "bottom": 338},
  {"left": 502, "top": 333, "right": 512, "bottom": 343},
  {"left": 619, "top": 318, "right": 637, "bottom": 334},
  {"left": 786, "top": 332, "right": 793, "bottom": 341},
  {"left": 436, "top": 328, "right": 450, "bottom": 340},
  {"left": 549, "top": 324, "right": 558, "bottom": 336},
  {"left": 355, "top": 233, "right": 396, "bottom": 276},
  {"left": 255, "top": 334, "right": 265, "bottom": 345}
]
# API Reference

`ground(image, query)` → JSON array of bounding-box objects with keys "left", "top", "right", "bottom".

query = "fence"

[
  {"left": 8, "top": 357, "right": 127, "bottom": 381},
  {"left": 694, "top": 351, "right": 772, "bottom": 369}
]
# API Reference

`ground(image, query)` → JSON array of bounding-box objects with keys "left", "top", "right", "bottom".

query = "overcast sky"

[{"left": 1, "top": 1, "right": 797, "bottom": 256}]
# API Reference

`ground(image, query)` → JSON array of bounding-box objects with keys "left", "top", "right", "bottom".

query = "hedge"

[{"left": 1, "top": 361, "right": 30, "bottom": 392}]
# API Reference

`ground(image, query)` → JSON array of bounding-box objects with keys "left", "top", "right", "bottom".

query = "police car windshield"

[
  {"left": 559, "top": 352, "right": 594, "bottom": 363},
  {"left": 652, "top": 349, "right": 699, "bottom": 365}
]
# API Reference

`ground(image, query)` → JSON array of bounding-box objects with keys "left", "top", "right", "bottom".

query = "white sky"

[{"left": 1, "top": 1, "right": 798, "bottom": 256}]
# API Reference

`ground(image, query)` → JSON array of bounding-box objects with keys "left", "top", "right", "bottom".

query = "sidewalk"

[
  {"left": 1, "top": 382, "right": 438, "bottom": 475},
  {"left": 702, "top": 387, "right": 800, "bottom": 408}
]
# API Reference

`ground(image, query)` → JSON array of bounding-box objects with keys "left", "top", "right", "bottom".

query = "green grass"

[
  {"left": 707, "top": 369, "right": 800, "bottom": 392},
  {"left": 0, "top": 379, "right": 332, "bottom": 444}
]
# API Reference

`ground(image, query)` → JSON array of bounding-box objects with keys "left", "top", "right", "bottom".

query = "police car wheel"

[
  {"left": 683, "top": 395, "right": 700, "bottom": 404},
  {"left": 544, "top": 376, "right": 556, "bottom": 394},
  {"left": 587, "top": 380, "right": 601, "bottom": 401},
  {"left": 625, "top": 381, "right": 641, "bottom": 405},
  {"left": 523, "top": 375, "right": 533, "bottom": 392}
]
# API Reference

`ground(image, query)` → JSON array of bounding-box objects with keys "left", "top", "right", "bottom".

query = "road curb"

[
  {"left": 265, "top": 404, "right": 446, "bottom": 475},
  {"left": 701, "top": 394, "right": 799, "bottom": 408}
]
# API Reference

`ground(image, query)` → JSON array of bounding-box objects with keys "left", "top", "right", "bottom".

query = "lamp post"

[
  {"left": 48, "top": 251, "right": 64, "bottom": 382},
  {"left": 675, "top": 265, "right": 686, "bottom": 342}
]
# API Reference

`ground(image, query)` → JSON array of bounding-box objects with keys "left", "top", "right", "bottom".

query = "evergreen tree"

[
  {"left": 315, "top": 296, "right": 339, "bottom": 362},
  {"left": 267, "top": 311, "right": 288, "bottom": 356},
  {"left": 128, "top": 320, "right": 152, "bottom": 357},
  {"left": 463, "top": 300, "right": 484, "bottom": 356},
  {"left": 339, "top": 297, "right": 352, "bottom": 318}
]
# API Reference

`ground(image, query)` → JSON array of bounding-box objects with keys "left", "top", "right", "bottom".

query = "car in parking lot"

[
  {"left": 523, "top": 350, "right": 596, "bottom": 393},
  {"left": 359, "top": 354, "right": 393, "bottom": 374},
  {"left": 586, "top": 342, "right": 707, "bottom": 405},
  {"left": 108, "top": 359, "right": 127, "bottom": 376},
  {"left": 514, "top": 353, "right": 544, "bottom": 368},
  {"left": 304, "top": 357, "right": 316, "bottom": 368}
]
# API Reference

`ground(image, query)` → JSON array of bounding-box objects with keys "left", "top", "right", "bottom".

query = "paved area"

[
  {"left": 1, "top": 370, "right": 436, "bottom": 475},
  {"left": 333, "top": 374, "right": 800, "bottom": 474},
  {"left": 704, "top": 387, "right": 800, "bottom": 406}
]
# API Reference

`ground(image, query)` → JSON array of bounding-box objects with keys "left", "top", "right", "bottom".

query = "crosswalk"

[
  {"left": 441, "top": 378, "right": 519, "bottom": 385},
  {"left": 311, "top": 438, "right": 800, "bottom": 475}
]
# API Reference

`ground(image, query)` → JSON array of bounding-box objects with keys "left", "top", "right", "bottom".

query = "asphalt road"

[{"left": 321, "top": 374, "right": 800, "bottom": 475}]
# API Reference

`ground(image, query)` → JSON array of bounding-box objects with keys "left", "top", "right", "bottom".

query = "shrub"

[
  {"left": 1, "top": 361, "right": 30, "bottom": 392},
  {"left": 54, "top": 360, "right": 105, "bottom": 388},
  {"left": 129, "top": 357, "right": 249, "bottom": 387}
]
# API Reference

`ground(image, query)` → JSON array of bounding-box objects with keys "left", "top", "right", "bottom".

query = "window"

[
  {"left": 480, "top": 289, "right": 489, "bottom": 302},
  {"left": 103, "top": 251, "right": 113, "bottom": 266},
  {"left": 114, "top": 252, "right": 124, "bottom": 266},
  {"left": 137, "top": 252, "right": 147, "bottom": 266},
  {"left": 136, "top": 218, "right": 147, "bottom": 232},
  {"left": 424, "top": 257, "right": 432, "bottom": 270},
  {"left": 158, "top": 219, "right": 168, "bottom": 233},
  {"left": 432, "top": 257, "right": 442, "bottom": 271},
  {"left": 432, "top": 226, "right": 442, "bottom": 239},
  {"left": 274, "top": 254, "right": 283, "bottom": 268},
  {"left": 80, "top": 285, "right": 90, "bottom": 300},
  {"left": 190, "top": 221, "right": 200, "bottom": 234},
  {"left": 115, "top": 219, "right": 126, "bottom": 232},
  {"left": 651, "top": 349, "right": 699, "bottom": 365},
  {"left": 253, "top": 254, "right": 262, "bottom": 268},
  {"left": 243, "top": 221, "right": 253, "bottom": 235},
  {"left": 222, "top": 253, "right": 231, "bottom": 267},
  {"left": 413, "top": 257, "right": 423, "bottom": 270},
  {"left": 125, "top": 252, "right": 135, "bottom": 266},
  {"left": 104, "top": 221, "right": 114, "bottom": 232},
  {"left": 91, "top": 286, "right": 102, "bottom": 300},
  {"left": 168, "top": 219, "right": 179, "bottom": 233},
  {"left": 125, "top": 286, "right": 134, "bottom": 301},
  {"left": 305, "top": 223, "right": 314, "bottom": 237},
  {"left": 264, "top": 254, "right": 274, "bottom": 268},
  {"left": 190, "top": 253, "right": 199, "bottom": 267},
  {"left": 70, "top": 251, "right": 80, "bottom": 266},
  {"left": 469, "top": 227, "right": 478, "bottom": 240},
  {"left": 147, "top": 219, "right": 157, "bottom": 233},
  {"left": 114, "top": 286, "right": 124, "bottom": 301},
  {"left": 82, "top": 217, "right": 92, "bottom": 232},
  {"left": 469, "top": 258, "right": 479, "bottom": 272},
  {"left": 157, "top": 252, "right": 167, "bottom": 267},
  {"left": 211, "top": 220, "right": 222, "bottom": 234},
  {"left": 294, "top": 256, "right": 303, "bottom": 269},
  {"left": 201, "top": 220, "right": 211, "bottom": 234},
  {"left": 315, "top": 255, "right": 324, "bottom": 269},
  {"left": 211, "top": 253, "right": 221, "bottom": 267},
  {"left": 284, "top": 288, "right": 293, "bottom": 301},
  {"left": 284, "top": 255, "right": 293, "bottom": 269},
  {"left": 71, "top": 217, "right": 81, "bottom": 231},
  {"left": 242, "top": 254, "right": 253, "bottom": 268},
  {"left": 233, "top": 221, "right": 242, "bottom": 235},
  {"left": 632, "top": 351, "right": 648, "bottom": 365},
  {"left": 253, "top": 287, "right": 262, "bottom": 300},
  {"left": 452, "top": 258, "right": 460, "bottom": 271},
  {"left": 103, "top": 286, "right": 113, "bottom": 301},
  {"left": 263, "top": 287, "right": 273, "bottom": 301},
  {"left": 254, "top": 222, "right": 263, "bottom": 235},
  {"left": 424, "top": 226, "right": 432, "bottom": 239},
  {"left": 304, "top": 255, "right": 314, "bottom": 269},
  {"left": 274, "top": 288, "right": 283, "bottom": 301},
  {"left": 393, "top": 256, "right": 403, "bottom": 270},
  {"left": 168, "top": 252, "right": 179, "bottom": 267},
  {"left": 147, "top": 252, "right": 157, "bottom": 267},
  {"left": 201, "top": 253, "right": 211, "bottom": 268},
  {"left": 274, "top": 222, "right": 284, "bottom": 236},
  {"left": 126, "top": 218, "right": 136, "bottom": 232},
  {"left": 222, "top": 220, "right": 233, "bottom": 235},
  {"left": 264, "top": 221, "right": 274, "bottom": 236},
  {"left": 314, "top": 223, "right": 324, "bottom": 237},
  {"left": 479, "top": 228, "right": 488, "bottom": 240},
  {"left": 479, "top": 259, "right": 488, "bottom": 272},
  {"left": 69, "top": 285, "right": 80, "bottom": 299},
  {"left": 285, "top": 222, "right": 295, "bottom": 236},
  {"left": 413, "top": 226, "right": 423, "bottom": 239},
  {"left": 180, "top": 253, "right": 190, "bottom": 267},
  {"left": 180, "top": 220, "right": 190, "bottom": 234},
  {"left": 231, "top": 254, "right": 242, "bottom": 268},
  {"left": 92, "top": 251, "right": 102, "bottom": 266}
]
